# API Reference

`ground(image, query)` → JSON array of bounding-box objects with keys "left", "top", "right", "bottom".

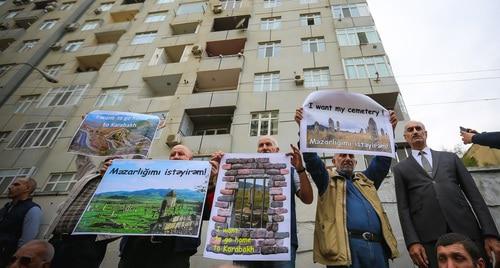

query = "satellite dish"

[{"left": 235, "top": 18, "right": 246, "bottom": 29}]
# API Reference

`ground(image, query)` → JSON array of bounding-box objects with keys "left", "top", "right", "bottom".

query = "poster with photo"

[
  {"left": 300, "top": 90, "right": 395, "bottom": 157},
  {"left": 68, "top": 110, "right": 160, "bottom": 157},
  {"left": 73, "top": 159, "right": 210, "bottom": 237},
  {"left": 204, "top": 153, "right": 291, "bottom": 261}
]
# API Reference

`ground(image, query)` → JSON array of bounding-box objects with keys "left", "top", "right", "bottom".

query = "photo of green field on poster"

[{"left": 73, "top": 159, "right": 211, "bottom": 237}]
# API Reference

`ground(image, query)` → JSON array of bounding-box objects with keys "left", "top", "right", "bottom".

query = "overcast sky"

[{"left": 368, "top": 0, "right": 500, "bottom": 150}]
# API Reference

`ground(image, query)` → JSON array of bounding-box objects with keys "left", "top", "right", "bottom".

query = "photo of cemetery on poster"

[
  {"left": 300, "top": 90, "right": 395, "bottom": 157},
  {"left": 204, "top": 153, "right": 291, "bottom": 261},
  {"left": 68, "top": 110, "right": 160, "bottom": 157},
  {"left": 73, "top": 159, "right": 210, "bottom": 237}
]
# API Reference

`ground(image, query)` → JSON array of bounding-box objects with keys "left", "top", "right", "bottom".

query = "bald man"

[
  {"left": 394, "top": 121, "right": 498, "bottom": 268},
  {"left": 8, "top": 240, "right": 54, "bottom": 268},
  {"left": 0, "top": 178, "right": 41, "bottom": 267},
  {"left": 119, "top": 144, "right": 218, "bottom": 268}
]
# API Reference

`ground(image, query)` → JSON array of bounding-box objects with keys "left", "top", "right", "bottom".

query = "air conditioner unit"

[
  {"left": 294, "top": 74, "right": 304, "bottom": 86},
  {"left": 65, "top": 23, "right": 79, "bottom": 32},
  {"left": 191, "top": 45, "right": 203, "bottom": 57},
  {"left": 44, "top": 5, "right": 55, "bottom": 12},
  {"left": 50, "top": 42, "right": 62, "bottom": 50},
  {"left": 166, "top": 134, "right": 182, "bottom": 147},
  {"left": 94, "top": 8, "right": 102, "bottom": 14},
  {"left": 212, "top": 4, "right": 222, "bottom": 14}
]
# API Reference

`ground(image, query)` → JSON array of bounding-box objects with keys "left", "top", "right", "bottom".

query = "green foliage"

[{"left": 462, "top": 155, "right": 478, "bottom": 167}]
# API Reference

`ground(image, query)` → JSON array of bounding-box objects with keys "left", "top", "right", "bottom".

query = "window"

[
  {"left": 250, "top": 111, "right": 278, "bottom": 136},
  {"left": 63, "top": 40, "right": 84, "bottom": 52},
  {"left": 0, "top": 64, "right": 13, "bottom": 76},
  {"left": 0, "top": 0, "right": 6, "bottom": 6},
  {"left": 7, "top": 121, "right": 66, "bottom": 149},
  {"left": 99, "top": 2, "right": 114, "bottom": 11},
  {"left": 5, "top": 9, "right": 21, "bottom": 19},
  {"left": 258, "top": 41, "right": 280, "bottom": 58},
  {"left": 39, "top": 19, "right": 58, "bottom": 30},
  {"left": 39, "top": 85, "right": 88, "bottom": 107},
  {"left": 157, "top": 0, "right": 173, "bottom": 3},
  {"left": 304, "top": 67, "right": 329, "bottom": 87},
  {"left": 0, "top": 168, "right": 36, "bottom": 194},
  {"left": 220, "top": 0, "right": 241, "bottom": 9},
  {"left": 81, "top": 20, "right": 101, "bottom": 31},
  {"left": 115, "top": 56, "right": 143, "bottom": 72},
  {"left": 260, "top": 17, "right": 281, "bottom": 30},
  {"left": 263, "top": 0, "right": 280, "bottom": 8},
  {"left": 336, "top": 26, "right": 380, "bottom": 46},
  {"left": 45, "top": 64, "right": 64, "bottom": 76},
  {"left": 343, "top": 56, "right": 392, "bottom": 79},
  {"left": 131, "top": 31, "right": 157, "bottom": 45},
  {"left": 302, "top": 37, "right": 325, "bottom": 53},
  {"left": 18, "top": 40, "right": 38, "bottom": 53},
  {"left": 300, "top": 13, "right": 321, "bottom": 26},
  {"left": 59, "top": 1, "right": 75, "bottom": 10},
  {"left": 95, "top": 87, "right": 126, "bottom": 107},
  {"left": 254, "top": 72, "right": 279, "bottom": 91},
  {"left": 0, "top": 131, "right": 10, "bottom": 142},
  {"left": 15, "top": 95, "right": 40, "bottom": 113},
  {"left": 176, "top": 2, "right": 205, "bottom": 15},
  {"left": 149, "top": 111, "right": 168, "bottom": 139},
  {"left": 43, "top": 173, "right": 78, "bottom": 192},
  {"left": 332, "top": 3, "right": 369, "bottom": 19},
  {"left": 300, "top": 0, "right": 317, "bottom": 4},
  {"left": 145, "top": 11, "right": 168, "bottom": 22}
]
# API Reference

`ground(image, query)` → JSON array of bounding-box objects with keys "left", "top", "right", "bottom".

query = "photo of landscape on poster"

[
  {"left": 204, "top": 153, "right": 291, "bottom": 261},
  {"left": 73, "top": 159, "right": 210, "bottom": 237},
  {"left": 68, "top": 110, "right": 160, "bottom": 157},
  {"left": 300, "top": 90, "right": 395, "bottom": 157}
]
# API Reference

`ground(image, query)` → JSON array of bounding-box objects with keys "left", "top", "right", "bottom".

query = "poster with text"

[
  {"left": 73, "top": 159, "right": 210, "bottom": 237},
  {"left": 68, "top": 110, "right": 160, "bottom": 157},
  {"left": 204, "top": 153, "right": 292, "bottom": 261},
  {"left": 300, "top": 90, "right": 395, "bottom": 157}
]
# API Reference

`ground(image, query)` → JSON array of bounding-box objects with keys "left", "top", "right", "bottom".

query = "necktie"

[{"left": 419, "top": 151, "right": 432, "bottom": 176}]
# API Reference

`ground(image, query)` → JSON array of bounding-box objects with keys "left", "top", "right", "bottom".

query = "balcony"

[
  {"left": 94, "top": 21, "right": 130, "bottom": 44},
  {"left": 194, "top": 68, "right": 240, "bottom": 93},
  {"left": 170, "top": 21, "right": 200, "bottom": 35},
  {"left": 0, "top": 28, "right": 25, "bottom": 40},
  {"left": 212, "top": 15, "right": 249, "bottom": 32},
  {"left": 180, "top": 106, "right": 235, "bottom": 138},
  {"left": 206, "top": 38, "right": 245, "bottom": 57},
  {"left": 367, "top": 92, "right": 398, "bottom": 110},
  {"left": 76, "top": 54, "right": 111, "bottom": 72},
  {"left": 182, "top": 134, "right": 232, "bottom": 155},
  {"left": 110, "top": 5, "right": 140, "bottom": 22},
  {"left": 143, "top": 73, "right": 182, "bottom": 97},
  {"left": 14, "top": 9, "right": 45, "bottom": 29},
  {"left": 148, "top": 45, "right": 191, "bottom": 65}
]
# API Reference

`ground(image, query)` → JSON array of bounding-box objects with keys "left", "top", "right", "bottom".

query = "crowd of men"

[{"left": 0, "top": 108, "right": 498, "bottom": 268}]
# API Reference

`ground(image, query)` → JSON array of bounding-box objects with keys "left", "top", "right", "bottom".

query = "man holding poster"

[
  {"left": 207, "top": 136, "right": 313, "bottom": 267},
  {"left": 296, "top": 107, "right": 399, "bottom": 268}
]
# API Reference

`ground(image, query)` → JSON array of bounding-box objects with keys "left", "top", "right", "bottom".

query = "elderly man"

[
  {"left": 296, "top": 108, "right": 399, "bottom": 268},
  {"left": 8, "top": 240, "right": 54, "bottom": 268},
  {"left": 436, "top": 233, "right": 487, "bottom": 268},
  {"left": 0, "top": 178, "right": 41, "bottom": 267},
  {"left": 394, "top": 121, "right": 498, "bottom": 268},
  {"left": 45, "top": 155, "right": 120, "bottom": 268},
  {"left": 211, "top": 135, "right": 313, "bottom": 268},
  {"left": 119, "top": 144, "right": 218, "bottom": 268}
]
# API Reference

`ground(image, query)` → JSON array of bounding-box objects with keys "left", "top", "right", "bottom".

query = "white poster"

[
  {"left": 204, "top": 153, "right": 291, "bottom": 261},
  {"left": 300, "top": 90, "right": 395, "bottom": 157}
]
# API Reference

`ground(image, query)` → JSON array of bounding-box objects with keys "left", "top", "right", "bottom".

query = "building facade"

[{"left": 0, "top": 0, "right": 425, "bottom": 266}]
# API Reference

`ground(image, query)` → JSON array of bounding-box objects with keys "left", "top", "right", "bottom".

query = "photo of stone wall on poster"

[
  {"left": 300, "top": 90, "right": 395, "bottom": 157},
  {"left": 203, "top": 153, "right": 291, "bottom": 261}
]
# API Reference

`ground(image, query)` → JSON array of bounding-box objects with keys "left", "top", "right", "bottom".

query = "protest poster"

[
  {"left": 204, "top": 153, "right": 291, "bottom": 261},
  {"left": 68, "top": 110, "right": 160, "bottom": 157},
  {"left": 73, "top": 159, "right": 210, "bottom": 237},
  {"left": 300, "top": 90, "right": 395, "bottom": 157}
]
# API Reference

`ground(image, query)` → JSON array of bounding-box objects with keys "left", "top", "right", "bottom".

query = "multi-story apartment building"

[{"left": 0, "top": 0, "right": 416, "bottom": 266}]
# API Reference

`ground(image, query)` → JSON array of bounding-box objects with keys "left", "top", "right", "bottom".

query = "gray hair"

[{"left": 257, "top": 135, "right": 279, "bottom": 147}]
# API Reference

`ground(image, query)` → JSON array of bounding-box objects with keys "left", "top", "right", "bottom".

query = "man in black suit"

[{"left": 393, "top": 121, "right": 499, "bottom": 268}]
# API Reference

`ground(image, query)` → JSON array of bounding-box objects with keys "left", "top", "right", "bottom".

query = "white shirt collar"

[{"left": 411, "top": 147, "right": 433, "bottom": 167}]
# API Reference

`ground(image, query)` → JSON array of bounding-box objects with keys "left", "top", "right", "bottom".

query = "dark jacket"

[
  {"left": 472, "top": 132, "right": 500, "bottom": 149},
  {"left": 393, "top": 150, "right": 498, "bottom": 247},
  {"left": 0, "top": 198, "right": 39, "bottom": 244}
]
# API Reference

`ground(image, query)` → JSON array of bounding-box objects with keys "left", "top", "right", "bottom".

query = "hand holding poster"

[
  {"left": 204, "top": 153, "right": 291, "bottom": 261},
  {"left": 300, "top": 91, "right": 395, "bottom": 157},
  {"left": 73, "top": 159, "right": 210, "bottom": 237},
  {"left": 68, "top": 110, "right": 160, "bottom": 157}
]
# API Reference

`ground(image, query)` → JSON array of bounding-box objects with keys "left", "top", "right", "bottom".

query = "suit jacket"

[{"left": 393, "top": 149, "right": 498, "bottom": 247}]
